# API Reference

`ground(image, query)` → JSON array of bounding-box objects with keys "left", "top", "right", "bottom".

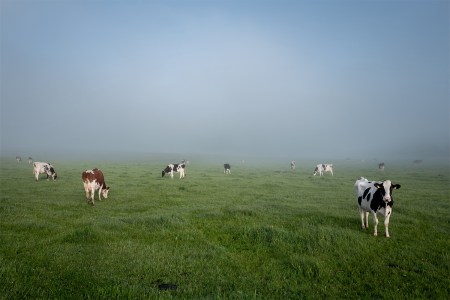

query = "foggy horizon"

[{"left": 1, "top": 0, "right": 449, "bottom": 164}]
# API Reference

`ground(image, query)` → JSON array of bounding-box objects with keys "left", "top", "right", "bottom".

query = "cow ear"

[
  {"left": 393, "top": 184, "right": 401, "bottom": 189},
  {"left": 374, "top": 183, "right": 382, "bottom": 189}
]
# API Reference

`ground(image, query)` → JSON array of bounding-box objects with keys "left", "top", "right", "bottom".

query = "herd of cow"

[{"left": 28, "top": 159, "right": 400, "bottom": 238}]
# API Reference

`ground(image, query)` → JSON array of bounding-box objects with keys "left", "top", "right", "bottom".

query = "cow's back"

[
  {"left": 93, "top": 168, "right": 105, "bottom": 186},
  {"left": 82, "top": 170, "right": 95, "bottom": 183}
]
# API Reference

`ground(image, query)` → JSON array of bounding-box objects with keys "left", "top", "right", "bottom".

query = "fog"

[{"left": 1, "top": 0, "right": 449, "bottom": 164}]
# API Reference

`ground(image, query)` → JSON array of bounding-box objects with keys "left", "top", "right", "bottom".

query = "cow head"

[
  {"left": 374, "top": 180, "right": 401, "bottom": 202},
  {"left": 102, "top": 187, "right": 110, "bottom": 198},
  {"left": 49, "top": 167, "right": 57, "bottom": 180},
  {"left": 162, "top": 171, "right": 166, "bottom": 177}
]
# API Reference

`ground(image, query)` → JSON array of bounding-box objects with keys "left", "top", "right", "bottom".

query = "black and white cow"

[
  {"left": 313, "top": 164, "right": 333, "bottom": 176},
  {"left": 378, "top": 162, "right": 385, "bottom": 171},
  {"left": 162, "top": 163, "right": 186, "bottom": 179},
  {"left": 28, "top": 157, "right": 33, "bottom": 164},
  {"left": 290, "top": 161, "right": 296, "bottom": 170},
  {"left": 355, "top": 177, "right": 401, "bottom": 237},
  {"left": 33, "top": 162, "right": 57, "bottom": 181},
  {"left": 16, "top": 156, "right": 22, "bottom": 163},
  {"left": 224, "top": 163, "right": 231, "bottom": 174}
]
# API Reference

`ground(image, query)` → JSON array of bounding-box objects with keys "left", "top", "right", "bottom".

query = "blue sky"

[{"left": 1, "top": 0, "right": 449, "bottom": 161}]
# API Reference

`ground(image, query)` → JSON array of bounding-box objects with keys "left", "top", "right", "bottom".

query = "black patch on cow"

[
  {"left": 366, "top": 193, "right": 371, "bottom": 202},
  {"left": 358, "top": 196, "right": 362, "bottom": 205},
  {"left": 362, "top": 187, "right": 371, "bottom": 199},
  {"left": 370, "top": 188, "right": 386, "bottom": 212}
]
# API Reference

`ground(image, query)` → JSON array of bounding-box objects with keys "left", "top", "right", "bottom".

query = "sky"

[{"left": 1, "top": 0, "right": 449, "bottom": 162}]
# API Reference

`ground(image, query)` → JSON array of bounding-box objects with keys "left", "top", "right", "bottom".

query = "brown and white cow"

[{"left": 82, "top": 168, "right": 109, "bottom": 205}]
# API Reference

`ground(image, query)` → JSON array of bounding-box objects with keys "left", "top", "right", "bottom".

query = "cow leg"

[
  {"left": 90, "top": 186, "right": 95, "bottom": 205},
  {"left": 98, "top": 187, "right": 102, "bottom": 201},
  {"left": 384, "top": 210, "right": 391, "bottom": 238},
  {"left": 384, "top": 217, "right": 390, "bottom": 238},
  {"left": 170, "top": 171, "right": 174, "bottom": 179},
  {"left": 360, "top": 210, "right": 370, "bottom": 229},
  {"left": 372, "top": 213, "right": 379, "bottom": 236},
  {"left": 359, "top": 209, "right": 366, "bottom": 229}
]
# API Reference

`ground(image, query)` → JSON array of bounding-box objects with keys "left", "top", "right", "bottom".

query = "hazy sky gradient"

[{"left": 1, "top": 0, "right": 449, "bottom": 161}]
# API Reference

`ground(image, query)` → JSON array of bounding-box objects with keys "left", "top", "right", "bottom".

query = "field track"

[{"left": 1, "top": 158, "right": 449, "bottom": 298}]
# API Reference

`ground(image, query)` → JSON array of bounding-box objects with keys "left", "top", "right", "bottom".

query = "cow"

[
  {"left": 290, "top": 161, "right": 296, "bottom": 170},
  {"left": 162, "top": 163, "right": 186, "bottom": 179},
  {"left": 82, "top": 168, "right": 109, "bottom": 205},
  {"left": 28, "top": 157, "right": 33, "bottom": 164},
  {"left": 355, "top": 177, "right": 401, "bottom": 237},
  {"left": 378, "top": 162, "right": 385, "bottom": 171},
  {"left": 16, "top": 156, "right": 22, "bottom": 163},
  {"left": 224, "top": 163, "right": 231, "bottom": 174},
  {"left": 33, "top": 162, "right": 57, "bottom": 181},
  {"left": 313, "top": 164, "right": 333, "bottom": 176}
]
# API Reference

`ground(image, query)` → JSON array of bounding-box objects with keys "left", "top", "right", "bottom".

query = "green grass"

[{"left": 1, "top": 158, "right": 449, "bottom": 299}]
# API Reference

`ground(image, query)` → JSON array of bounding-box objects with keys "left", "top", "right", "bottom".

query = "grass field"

[{"left": 0, "top": 157, "right": 449, "bottom": 299}]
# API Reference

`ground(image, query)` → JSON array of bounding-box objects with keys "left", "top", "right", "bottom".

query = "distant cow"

[
  {"left": 290, "top": 161, "right": 296, "bottom": 170},
  {"left": 355, "top": 177, "right": 401, "bottom": 237},
  {"left": 313, "top": 164, "right": 333, "bottom": 176},
  {"left": 33, "top": 162, "right": 57, "bottom": 181},
  {"left": 28, "top": 157, "right": 33, "bottom": 164},
  {"left": 378, "top": 162, "right": 385, "bottom": 171},
  {"left": 224, "top": 163, "right": 231, "bottom": 174},
  {"left": 82, "top": 168, "right": 110, "bottom": 205},
  {"left": 162, "top": 163, "right": 186, "bottom": 179},
  {"left": 16, "top": 156, "right": 22, "bottom": 163}
]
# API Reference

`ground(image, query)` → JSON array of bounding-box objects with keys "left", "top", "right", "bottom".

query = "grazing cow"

[
  {"left": 28, "top": 157, "right": 33, "bottom": 164},
  {"left": 16, "top": 156, "right": 22, "bottom": 163},
  {"left": 378, "top": 162, "right": 385, "bottom": 171},
  {"left": 162, "top": 163, "right": 186, "bottom": 179},
  {"left": 82, "top": 168, "right": 109, "bottom": 205},
  {"left": 290, "top": 161, "right": 296, "bottom": 170},
  {"left": 355, "top": 177, "right": 401, "bottom": 237},
  {"left": 313, "top": 164, "right": 333, "bottom": 176},
  {"left": 224, "top": 163, "right": 231, "bottom": 174},
  {"left": 33, "top": 162, "right": 57, "bottom": 181}
]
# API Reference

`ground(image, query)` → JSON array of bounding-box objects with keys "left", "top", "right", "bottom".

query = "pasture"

[{"left": 0, "top": 157, "right": 449, "bottom": 299}]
